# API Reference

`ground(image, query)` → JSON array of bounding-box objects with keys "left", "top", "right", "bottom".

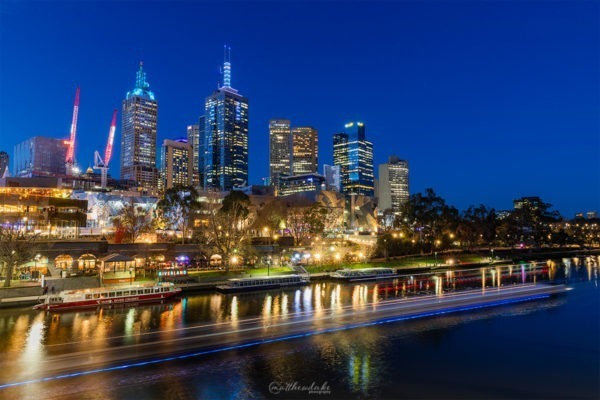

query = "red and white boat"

[{"left": 34, "top": 283, "right": 182, "bottom": 311}]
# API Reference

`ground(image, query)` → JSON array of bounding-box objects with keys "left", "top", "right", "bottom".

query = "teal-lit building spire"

[
  {"left": 222, "top": 45, "right": 232, "bottom": 89},
  {"left": 127, "top": 61, "right": 156, "bottom": 100}
]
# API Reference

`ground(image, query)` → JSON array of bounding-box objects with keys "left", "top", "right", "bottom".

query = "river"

[{"left": 0, "top": 257, "right": 598, "bottom": 399}]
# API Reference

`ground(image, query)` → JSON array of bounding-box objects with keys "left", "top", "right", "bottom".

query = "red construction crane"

[
  {"left": 94, "top": 109, "right": 118, "bottom": 189},
  {"left": 65, "top": 87, "right": 80, "bottom": 175}
]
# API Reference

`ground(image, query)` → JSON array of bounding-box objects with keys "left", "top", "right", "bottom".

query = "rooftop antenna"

[{"left": 223, "top": 45, "right": 231, "bottom": 88}]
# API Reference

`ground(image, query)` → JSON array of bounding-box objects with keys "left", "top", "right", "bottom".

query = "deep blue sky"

[{"left": 0, "top": 1, "right": 598, "bottom": 217}]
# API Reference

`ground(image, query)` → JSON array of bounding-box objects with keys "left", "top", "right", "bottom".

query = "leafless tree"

[{"left": 0, "top": 226, "right": 38, "bottom": 287}]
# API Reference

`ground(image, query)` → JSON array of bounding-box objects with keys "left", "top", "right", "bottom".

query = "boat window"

[
  {"left": 161, "top": 287, "right": 168, "bottom": 292},
  {"left": 85, "top": 294, "right": 92, "bottom": 300},
  {"left": 116, "top": 292, "right": 123, "bottom": 296},
  {"left": 122, "top": 291, "right": 129, "bottom": 296},
  {"left": 109, "top": 292, "right": 116, "bottom": 297},
  {"left": 93, "top": 294, "right": 100, "bottom": 299},
  {"left": 138, "top": 290, "right": 144, "bottom": 295},
  {"left": 144, "top": 289, "right": 151, "bottom": 294}
]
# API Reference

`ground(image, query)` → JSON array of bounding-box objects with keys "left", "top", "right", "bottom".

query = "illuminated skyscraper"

[
  {"left": 378, "top": 156, "right": 409, "bottom": 214},
  {"left": 291, "top": 126, "right": 318, "bottom": 175},
  {"left": 120, "top": 62, "right": 158, "bottom": 192},
  {"left": 332, "top": 122, "right": 374, "bottom": 196},
  {"left": 203, "top": 47, "right": 249, "bottom": 191},
  {"left": 269, "top": 121, "right": 318, "bottom": 190},
  {"left": 187, "top": 124, "right": 200, "bottom": 186},
  {"left": 160, "top": 138, "right": 193, "bottom": 190},
  {"left": 269, "top": 120, "right": 292, "bottom": 184}
]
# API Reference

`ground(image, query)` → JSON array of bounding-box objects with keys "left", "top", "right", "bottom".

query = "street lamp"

[{"left": 129, "top": 266, "right": 134, "bottom": 285}]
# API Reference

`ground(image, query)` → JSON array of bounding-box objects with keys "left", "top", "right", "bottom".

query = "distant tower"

[
  {"left": 291, "top": 126, "right": 318, "bottom": 175},
  {"left": 269, "top": 119, "right": 292, "bottom": 185},
  {"left": 187, "top": 124, "right": 200, "bottom": 186},
  {"left": 120, "top": 62, "right": 159, "bottom": 192},
  {"left": 333, "top": 122, "right": 374, "bottom": 196},
  {"left": 203, "top": 47, "right": 249, "bottom": 191},
  {"left": 160, "top": 138, "right": 193, "bottom": 191},
  {"left": 378, "top": 156, "right": 409, "bottom": 214},
  {"left": 0, "top": 151, "right": 8, "bottom": 178},
  {"left": 269, "top": 121, "right": 318, "bottom": 189}
]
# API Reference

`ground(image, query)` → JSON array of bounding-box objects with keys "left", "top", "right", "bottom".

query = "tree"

[
  {"left": 0, "top": 226, "right": 38, "bottom": 287},
  {"left": 398, "top": 188, "right": 459, "bottom": 252},
  {"left": 456, "top": 205, "right": 497, "bottom": 249},
  {"left": 286, "top": 204, "right": 329, "bottom": 245},
  {"left": 156, "top": 186, "right": 202, "bottom": 244},
  {"left": 497, "top": 199, "right": 561, "bottom": 247},
  {"left": 206, "top": 191, "right": 253, "bottom": 272},
  {"left": 114, "top": 199, "right": 152, "bottom": 243}
]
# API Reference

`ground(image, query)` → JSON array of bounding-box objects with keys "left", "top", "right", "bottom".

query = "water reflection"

[
  {"left": 230, "top": 296, "right": 239, "bottom": 328},
  {"left": 18, "top": 313, "right": 45, "bottom": 380}
]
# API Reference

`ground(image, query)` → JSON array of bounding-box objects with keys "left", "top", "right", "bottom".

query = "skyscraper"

[
  {"left": 203, "top": 47, "right": 249, "bottom": 191},
  {"left": 269, "top": 120, "right": 292, "bottom": 184},
  {"left": 187, "top": 124, "right": 200, "bottom": 186},
  {"left": 378, "top": 155, "right": 409, "bottom": 214},
  {"left": 197, "top": 115, "right": 206, "bottom": 187},
  {"left": 160, "top": 138, "right": 193, "bottom": 190},
  {"left": 291, "top": 126, "right": 318, "bottom": 175},
  {"left": 120, "top": 62, "right": 159, "bottom": 192},
  {"left": 13, "top": 137, "right": 67, "bottom": 177},
  {"left": 269, "top": 121, "right": 318, "bottom": 190},
  {"left": 0, "top": 151, "right": 9, "bottom": 178},
  {"left": 333, "top": 122, "right": 374, "bottom": 197}
]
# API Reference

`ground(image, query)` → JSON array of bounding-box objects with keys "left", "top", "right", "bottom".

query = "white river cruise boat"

[
  {"left": 34, "top": 282, "right": 182, "bottom": 311},
  {"left": 216, "top": 274, "right": 310, "bottom": 293}
]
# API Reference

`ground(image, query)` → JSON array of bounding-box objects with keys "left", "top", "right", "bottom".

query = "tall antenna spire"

[
  {"left": 223, "top": 45, "right": 231, "bottom": 88},
  {"left": 136, "top": 60, "right": 147, "bottom": 89}
]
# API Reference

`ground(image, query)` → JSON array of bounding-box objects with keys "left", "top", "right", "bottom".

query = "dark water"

[{"left": 0, "top": 258, "right": 598, "bottom": 399}]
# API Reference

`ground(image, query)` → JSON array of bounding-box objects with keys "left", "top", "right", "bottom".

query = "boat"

[
  {"left": 216, "top": 274, "right": 310, "bottom": 293},
  {"left": 33, "top": 282, "right": 182, "bottom": 311},
  {"left": 330, "top": 267, "right": 398, "bottom": 282}
]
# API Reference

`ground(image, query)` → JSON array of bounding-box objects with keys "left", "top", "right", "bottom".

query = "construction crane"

[
  {"left": 65, "top": 87, "right": 80, "bottom": 176},
  {"left": 94, "top": 109, "right": 117, "bottom": 189}
]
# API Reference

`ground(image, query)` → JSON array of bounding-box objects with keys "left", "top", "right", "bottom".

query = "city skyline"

[{"left": 0, "top": 2, "right": 598, "bottom": 216}]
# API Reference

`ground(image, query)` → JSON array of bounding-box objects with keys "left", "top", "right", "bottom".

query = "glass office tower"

[
  {"left": 333, "top": 122, "right": 374, "bottom": 197},
  {"left": 203, "top": 49, "right": 249, "bottom": 191}
]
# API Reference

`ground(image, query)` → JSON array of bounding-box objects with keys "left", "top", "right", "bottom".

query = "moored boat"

[
  {"left": 34, "top": 282, "right": 182, "bottom": 311},
  {"left": 216, "top": 274, "right": 310, "bottom": 293},
  {"left": 330, "top": 267, "right": 398, "bottom": 282}
]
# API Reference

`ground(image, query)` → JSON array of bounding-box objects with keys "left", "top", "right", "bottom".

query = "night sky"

[{"left": 0, "top": 1, "right": 598, "bottom": 217}]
